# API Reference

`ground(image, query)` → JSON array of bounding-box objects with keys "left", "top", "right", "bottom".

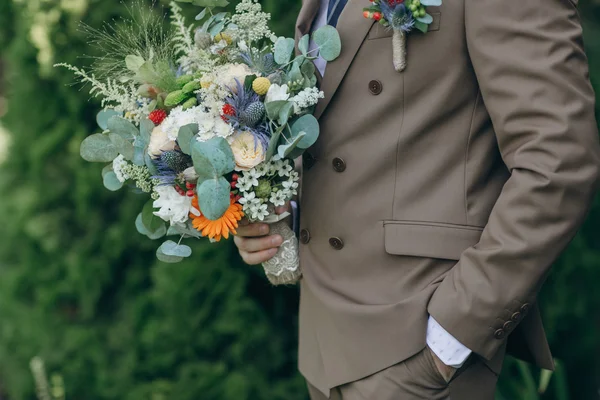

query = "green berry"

[
  {"left": 175, "top": 75, "right": 194, "bottom": 88},
  {"left": 164, "top": 90, "right": 189, "bottom": 107},
  {"left": 182, "top": 97, "right": 198, "bottom": 110},
  {"left": 182, "top": 80, "right": 202, "bottom": 94},
  {"left": 255, "top": 179, "right": 272, "bottom": 199}
]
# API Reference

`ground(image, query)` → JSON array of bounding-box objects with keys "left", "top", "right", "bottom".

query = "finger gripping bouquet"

[{"left": 56, "top": 0, "right": 341, "bottom": 285}]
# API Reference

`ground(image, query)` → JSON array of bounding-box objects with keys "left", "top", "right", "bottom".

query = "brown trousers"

[{"left": 306, "top": 349, "right": 499, "bottom": 400}]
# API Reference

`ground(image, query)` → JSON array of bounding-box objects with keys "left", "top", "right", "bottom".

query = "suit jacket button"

[
  {"left": 494, "top": 329, "right": 506, "bottom": 340},
  {"left": 511, "top": 312, "right": 522, "bottom": 322},
  {"left": 300, "top": 229, "right": 311, "bottom": 244},
  {"left": 369, "top": 80, "right": 383, "bottom": 95},
  {"left": 503, "top": 321, "right": 515, "bottom": 332},
  {"left": 329, "top": 237, "right": 344, "bottom": 250},
  {"left": 332, "top": 157, "right": 346, "bottom": 172},
  {"left": 520, "top": 303, "right": 531, "bottom": 314}
]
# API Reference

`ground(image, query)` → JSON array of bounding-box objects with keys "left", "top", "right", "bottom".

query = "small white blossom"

[
  {"left": 112, "top": 155, "right": 130, "bottom": 183},
  {"left": 153, "top": 185, "right": 193, "bottom": 225}
]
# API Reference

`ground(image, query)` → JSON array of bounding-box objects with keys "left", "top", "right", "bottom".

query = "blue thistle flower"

[{"left": 379, "top": 2, "right": 415, "bottom": 33}]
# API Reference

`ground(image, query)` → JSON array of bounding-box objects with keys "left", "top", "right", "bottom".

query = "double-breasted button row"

[{"left": 299, "top": 230, "right": 344, "bottom": 250}]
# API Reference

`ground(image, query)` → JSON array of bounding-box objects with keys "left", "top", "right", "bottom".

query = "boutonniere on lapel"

[{"left": 363, "top": 0, "right": 441, "bottom": 72}]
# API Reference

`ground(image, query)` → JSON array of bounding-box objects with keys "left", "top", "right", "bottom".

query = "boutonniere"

[{"left": 363, "top": 0, "right": 441, "bottom": 72}]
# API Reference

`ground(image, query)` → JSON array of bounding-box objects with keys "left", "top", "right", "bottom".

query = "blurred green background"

[{"left": 0, "top": 0, "right": 599, "bottom": 399}]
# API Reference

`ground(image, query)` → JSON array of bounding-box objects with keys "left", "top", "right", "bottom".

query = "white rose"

[
  {"left": 218, "top": 63, "right": 253, "bottom": 93},
  {"left": 148, "top": 125, "right": 176, "bottom": 158}
]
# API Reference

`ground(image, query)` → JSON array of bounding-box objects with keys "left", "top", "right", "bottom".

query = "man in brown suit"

[{"left": 234, "top": 0, "right": 600, "bottom": 398}]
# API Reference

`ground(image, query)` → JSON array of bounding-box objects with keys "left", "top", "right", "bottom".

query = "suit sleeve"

[{"left": 427, "top": 0, "right": 600, "bottom": 360}]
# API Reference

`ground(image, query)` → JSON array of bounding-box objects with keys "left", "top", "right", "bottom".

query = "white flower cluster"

[
  {"left": 230, "top": 0, "right": 272, "bottom": 44},
  {"left": 290, "top": 87, "right": 324, "bottom": 114},
  {"left": 160, "top": 105, "right": 233, "bottom": 142},
  {"left": 237, "top": 159, "right": 299, "bottom": 221},
  {"left": 113, "top": 154, "right": 130, "bottom": 183}
]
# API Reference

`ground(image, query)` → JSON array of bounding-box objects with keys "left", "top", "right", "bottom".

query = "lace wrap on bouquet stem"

[
  {"left": 261, "top": 215, "right": 301, "bottom": 285},
  {"left": 392, "top": 28, "right": 407, "bottom": 72}
]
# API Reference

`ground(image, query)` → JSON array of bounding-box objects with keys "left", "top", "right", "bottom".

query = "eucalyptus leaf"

[
  {"left": 103, "top": 171, "right": 123, "bottom": 191},
  {"left": 299, "top": 34, "right": 310, "bottom": 55},
  {"left": 142, "top": 200, "right": 165, "bottom": 234},
  {"left": 135, "top": 213, "right": 149, "bottom": 236},
  {"left": 156, "top": 248, "right": 184, "bottom": 263},
  {"left": 191, "top": 137, "right": 235, "bottom": 182},
  {"left": 196, "top": 177, "right": 231, "bottom": 220},
  {"left": 107, "top": 116, "right": 138, "bottom": 140},
  {"left": 265, "top": 100, "right": 288, "bottom": 120},
  {"left": 195, "top": 8, "right": 207, "bottom": 20},
  {"left": 145, "top": 153, "right": 159, "bottom": 176},
  {"left": 167, "top": 223, "right": 203, "bottom": 238},
  {"left": 101, "top": 164, "right": 113, "bottom": 178},
  {"left": 416, "top": 14, "right": 433, "bottom": 24},
  {"left": 133, "top": 136, "right": 148, "bottom": 166},
  {"left": 300, "top": 60, "right": 316, "bottom": 79},
  {"left": 125, "top": 55, "right": 145, "bottom": 72},
  {"left": 414, "top": 21, "right": 429, "bottom": 33},
  {"left": 139, "top": 118, "right": 154, "bottom": 142},
  {"left": 291, "top": 114, "right": 320, "bottom": 149},
  {"left": 278, "top": 102, "right": 295, "bottom": 126},
  {"left": 420, "top": 0, "right": 442, "bottom": 5},
  {"left": 209, "top": 21, "right": 226, "bottom": 37},
  {"left": 80, "top": 134, "right": 118, "bottom": 162},
  {"left": 109, "top": 133, "right": 134, "bottom": 161},
  {"left": 278, "top": 132, "right": 306, "bottom": 159},
  {"left": 159, "top": 240, "right": 193, "bottom": 258},
  {"left": 266, "top": 123, "right": 286, "bottom": 160},
  {"left": 178, "top": 123, "right": 199, "bottom": 155},
  {"left": 312, "top": 25, "right": 341, "bottom": 61},
  {"left": 135, "top": 61, "right": 158, "bottom": 85},
  {"left": 191, "top": 0, "right": 229, "bottom": 7},
  {"left": 274, "top": 37, "right": 296, "bottom": 65},
  {"left": 96, "top": 109, "right": 121, "bottom": 130}
]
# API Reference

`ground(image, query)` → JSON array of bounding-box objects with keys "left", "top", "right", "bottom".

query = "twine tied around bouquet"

[{"left": 259, "top": 212, "right": 301, "bottom": 285}]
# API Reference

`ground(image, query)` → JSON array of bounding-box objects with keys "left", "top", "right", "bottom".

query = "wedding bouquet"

[{"left": 57, "top": 0, "right": 341, "bottom": 284}]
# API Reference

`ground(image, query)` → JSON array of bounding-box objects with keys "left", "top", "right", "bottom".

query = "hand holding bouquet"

[{"left": 57, "top": 0, "right": 341, "bottom": 284}]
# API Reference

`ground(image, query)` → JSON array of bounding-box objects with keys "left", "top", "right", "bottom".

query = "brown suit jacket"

[{"left": 295, "top": 0, "right": 600, "bottom": 395}]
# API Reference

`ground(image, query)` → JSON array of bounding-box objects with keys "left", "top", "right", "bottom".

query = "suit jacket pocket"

[
  {"left": 383, "top": 221, "right": 483, "bottom": 260},
  {"left": 367, "top": 12, "right": 441, "bottom": 40}
]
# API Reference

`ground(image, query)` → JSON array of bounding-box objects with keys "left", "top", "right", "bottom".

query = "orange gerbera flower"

[{"left": 189, "top": 196, "right": 244, "bottom": 241}]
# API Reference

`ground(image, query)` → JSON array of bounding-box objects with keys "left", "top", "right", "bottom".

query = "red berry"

[
  {"left": 230, "top": 181, "right": 237, "bottom": 189},
  {"left": 373, "top": 12, "right": 382, "bottom": 21},
  {"left": 185, "top": 182, "right": 195, "bottom": 189},
  {"left": 186, "top": 190, "right": 194, "bottom": 197},
  {"left": 149, "top": 109, "right": 168, "bottom": 125},
  {"left": 232, "top": 173, "right": 239, "bottom": 181},
  {"left": 221, "top": 104, "right": 236, "bottom": 121}
]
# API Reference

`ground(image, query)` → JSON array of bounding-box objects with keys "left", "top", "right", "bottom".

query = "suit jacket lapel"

[{"left": 314, "top": 0, "right": 375, "bottom": 120}]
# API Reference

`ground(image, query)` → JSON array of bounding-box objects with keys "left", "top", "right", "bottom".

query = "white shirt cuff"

[{"left": 426, "top": 316, "right": 472, "bottom": 368}]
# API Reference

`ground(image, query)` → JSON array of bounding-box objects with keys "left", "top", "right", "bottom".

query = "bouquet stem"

[
  {"left": 262, "top": 220, "right": 301, "bottom": 285},
  {"left": 392, "top": 29, "right": 407, "bottom": 72}
]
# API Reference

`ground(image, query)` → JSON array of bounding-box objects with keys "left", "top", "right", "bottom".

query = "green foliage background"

[{"left": 0, "top": 1, "right": 598, "bottom": 399}]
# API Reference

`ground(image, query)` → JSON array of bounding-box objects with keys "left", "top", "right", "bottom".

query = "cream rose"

[
  {"left": 218, "top": 63, "right": 253, "bottom": 93},
  {"left": 229, "top": 130, "right": 266, "bottom": 171},
  {"left": 148, "top": 125, "right": 176, "bottom": 158}
]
